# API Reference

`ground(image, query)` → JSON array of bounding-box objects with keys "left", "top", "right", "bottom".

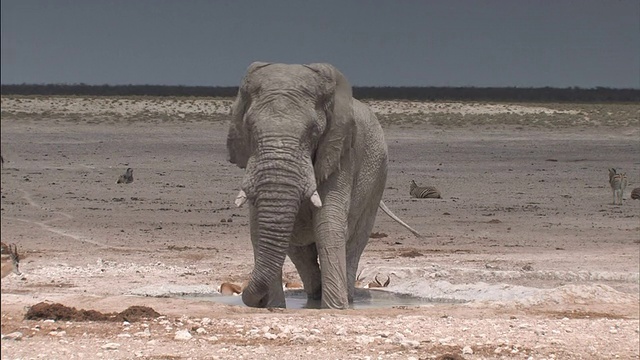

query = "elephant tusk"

[
  {"left": 310, "top": 191, "right": 322, "bottom": 208},
  {"left": 235, "top": 190, "right": 247, "bottom": 207}
]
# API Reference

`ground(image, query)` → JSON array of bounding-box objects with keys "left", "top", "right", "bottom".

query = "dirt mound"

[
  {"left": 114, "top": 305, "right": 162, "bottom": 322},
  {"left": 370, "top": 231, "right": 388, "bottom": 238},
  {"left": 24, "top": 302, "right": 161, "bottom": 322}
]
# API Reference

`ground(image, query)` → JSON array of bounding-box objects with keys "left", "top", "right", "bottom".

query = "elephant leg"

[
  {"left": 288, "top": 243, "right": 322, "bottom": 300},
  {"left": 314, "top": 178, "right": 351, "bottom": 309},
  {"left": 264, "top": 267, "right": 286, "bottom": 308},
  {"left": 346, "top": 168, "right": 386, "bottom": 302},
  {"left": 346, "top": 208, "right": 380, "bottom": 301},
  {"left": 249, "top": 205, "right": 286, "bottom": 307}
]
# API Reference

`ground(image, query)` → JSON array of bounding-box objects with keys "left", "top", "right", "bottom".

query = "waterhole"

[{"left": 185, "top": 288, "right": 465, "bottom": 309}]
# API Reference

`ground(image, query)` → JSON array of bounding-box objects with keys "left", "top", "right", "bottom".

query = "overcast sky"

[{"left": 1, "top": 1, "right": 639, "bottom": 88}]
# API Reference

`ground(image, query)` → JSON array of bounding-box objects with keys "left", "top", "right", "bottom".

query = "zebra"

[
  {"left": 409, "top": 180, "right": 441, "bottom": 199},
  {"left": 631, "top": 187, "right": 640, "bottom": 200},
  {"left": 116, "top": 168, "right": 134, "bottom": 184},
  {"left": 1, "top": 242, "right": 22, "bottom": 278},
  {"left": 608, "top": 168, "right": 628, "bottom": 205}
]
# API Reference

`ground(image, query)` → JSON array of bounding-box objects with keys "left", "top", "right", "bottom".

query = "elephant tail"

[{"left": 378, "top": 201, "right": 424, "bottom": 238}]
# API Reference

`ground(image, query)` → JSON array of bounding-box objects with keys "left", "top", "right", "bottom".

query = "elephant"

[{"left": 226, "top": 62, "right": 420, "bottom": 309}]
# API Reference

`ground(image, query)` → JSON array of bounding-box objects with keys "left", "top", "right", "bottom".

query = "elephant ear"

[
  {"left": 227, "top": 62, "right": 271, "bottom": 168},
  {"left": 304, "top": 63, "right": 355, "bottom": 182}
]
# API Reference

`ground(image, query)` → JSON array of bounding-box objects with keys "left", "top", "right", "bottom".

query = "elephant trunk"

[{"left": 241, "top": 154, "right": 309, "bottom": 307}]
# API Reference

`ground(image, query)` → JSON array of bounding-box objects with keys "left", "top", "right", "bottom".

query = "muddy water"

[{"left": 187, "top": 289, "right": 465, "bottom": 309}]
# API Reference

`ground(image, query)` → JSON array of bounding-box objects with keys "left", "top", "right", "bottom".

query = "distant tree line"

[{"left": 1, "top": 83, "right": 639, "bottom": 103}]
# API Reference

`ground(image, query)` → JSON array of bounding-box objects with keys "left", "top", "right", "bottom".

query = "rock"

[
  {"left": 101, "top": 343, "right": 121, "bottom": 350},
  {"left": 400, "top": 340, "right": 420, "bottom": 348},
  {"left": 263, "top": 332, "right": 277, "bottom": 340},
  {"left": 196, "top": 327, "right": 207, "bottom": 334},
  {"left": 1, "top": 331, "right": 23, "bottom": 340},
  {"left": 462, "top": 346, "right": 473, "bottom": 354},
  {"left": 335, "top": 327, "right": 347, "bottom": 336},
  {"left": 356, "top": 335, "right": 375, "bottom": 345},
  {"left": 174, "top": 329, "right": 192, "bottom": 341},
  {"left": 134, "top": 329, "right": 151, "bottom": 337}
]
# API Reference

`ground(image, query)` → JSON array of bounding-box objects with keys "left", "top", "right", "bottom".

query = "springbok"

[
  {"left": 218, "top": 282, "right": 243, "bottom": 296},
  {"left": 353, "top": 270, "right": 391, "bottom": 289},
  {"left": 367, "top": 274, "right": 391, "bottom": 289},
  {"left": 283, "top": 280, "right": 303, "bottom": 290}
]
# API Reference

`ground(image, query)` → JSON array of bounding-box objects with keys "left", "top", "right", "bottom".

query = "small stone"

[
  {"left": 196, "top": 327, "right": 207, "bottom": 334},
  {"left": 439, "top": 336, "right": 454, "bottom": 344},
  {"left": 263, "top": 332, "right": 277, "bottom": 340},
  {"left": 401, "top": 340, "right": 420, "bottom": 348},
  {"left": 462, "top": 346, "right": 473, "bottom": 354},
  {"left": 335, "top": 328, "right": 347, "bottom": 336},
  {"left": 174, "top": 329, "right": 192, "bottom": 341},
  {"left": 134, "top": 329, "right": 151, "bottom": 337},
  {"left": 1, "top": 331, "right": 23, "bottom": 340},
  {"left": 117, "top": 333, "right": 132, "bottom": 338},
  {"left": 392, "top": 332, "right": 406, "bottom": 342},
  {"left": 291, "top": 334, "right": 308, "bottom": 342},
  {"left": 101, "top": 343, "right": 121, "bottom": 350},
  {"left": 207, "top": 335, "right": 219, "bottom": 341},
  {"left": 356, "top": 335, "right": 375, "bottom": 345},
  {"left": 201, "top": 317, "right": 212, "bottom": 325}
]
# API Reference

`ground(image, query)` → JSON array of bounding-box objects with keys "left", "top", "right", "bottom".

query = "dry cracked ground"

[{"left": 1, "top": 96, "right": 639, "bottom": 360}]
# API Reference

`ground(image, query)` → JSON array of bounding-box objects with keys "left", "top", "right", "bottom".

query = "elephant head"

[{"left": 227, "top": 62, "right": 355, "bottom": 307}]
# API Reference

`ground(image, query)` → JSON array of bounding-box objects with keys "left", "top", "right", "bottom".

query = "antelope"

[
  {"left": 354, "top": 269, "right": 367, "bottom": 288},
  {"left": 283, "top": 280, "right": 303, "bottom": 290},
  {"left": 354, "top": 270, "right": 391, "bottom": 289},
  {"left": 218, "top": 282, "right": 243, "bottom": 296},
  {"left": 1, "top": 242, "right": 22, "bottom": 279},
  {"left": 367, "top": 274, "right": 391, "bottom": 289},
  {"left": 116, "top": 168, "right": 134, "bottom": 184}
]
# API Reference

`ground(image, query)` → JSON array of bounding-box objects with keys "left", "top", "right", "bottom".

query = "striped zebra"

[
  {"left": 409, "top": 180, "right": 441, "bottom": 199},
  {"left": 631, "top": 187, "right": 640, "bottom": 200},
  {"left": 608, "top": 168, "right": 628, "bottom": 205}
]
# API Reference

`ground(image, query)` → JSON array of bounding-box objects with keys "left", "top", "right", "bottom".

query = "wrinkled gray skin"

[{"left": 227, "top": 62, "right": 389, "bottom": 309}]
